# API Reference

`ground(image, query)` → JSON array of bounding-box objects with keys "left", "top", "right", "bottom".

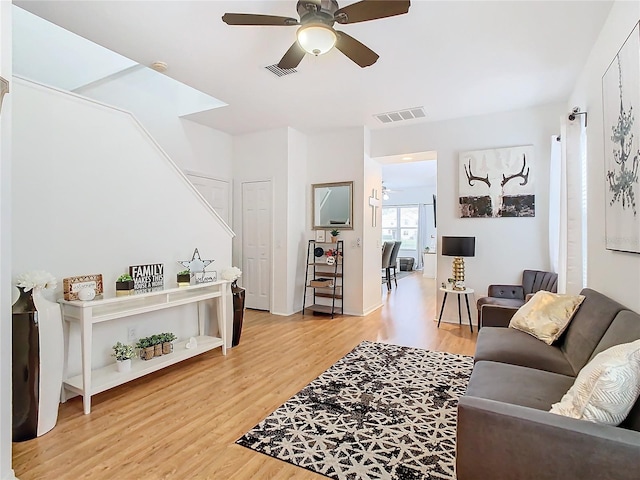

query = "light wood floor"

[{"left": 12, "top": 273, "right": 477, "bottom": 479}]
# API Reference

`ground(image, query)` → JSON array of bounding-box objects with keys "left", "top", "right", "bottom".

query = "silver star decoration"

[{"left": 178, "top": 248, "right": 213, "bottom": 274}]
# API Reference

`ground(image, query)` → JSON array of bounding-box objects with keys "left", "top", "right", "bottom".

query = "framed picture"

[
  {"left": 315, "top": 230, "right": 326, "bottom": 242},
  {"left": 63, "top": 274, "right": 103, "bottom": 301},
  {"left": 603, "top": 21, "right": 640, "bottom": 253},
  {"left": 458, "top": 145, "right": 535, "bottom": 218}
]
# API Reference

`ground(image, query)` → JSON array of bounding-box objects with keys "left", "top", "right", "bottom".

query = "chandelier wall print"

[
  {"left": 603, "top": 21, "right": 640, "bottom": 253},
  {"left": 458, "top": 145, "right": 535, "bottom": 218}
]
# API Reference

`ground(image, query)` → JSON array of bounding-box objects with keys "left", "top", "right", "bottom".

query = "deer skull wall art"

[{"left": 458, "top": 146, "right": 535, "bottom": 218}]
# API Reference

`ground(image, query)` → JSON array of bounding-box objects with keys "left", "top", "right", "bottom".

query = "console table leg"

[
  {"left": 457, "top": 295, "right": 462, "bottom": 325},
  {"left": 80, "top": 316, "right": 92, "bottom": 414}
]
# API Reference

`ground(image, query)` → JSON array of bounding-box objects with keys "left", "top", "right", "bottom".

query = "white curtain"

[
  {"left": 549, "top": 131, "right": 567, "bottom": 292},
  {"left": 565, "top": 118, "right": 588, "bottom": 293},
  {"left": 549, "top": 116, "right": 587, "bottom": 294}
]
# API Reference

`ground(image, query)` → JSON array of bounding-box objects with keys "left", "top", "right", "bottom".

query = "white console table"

[{"left": 59, "top": 281, "right": 229, "bottom": 414}]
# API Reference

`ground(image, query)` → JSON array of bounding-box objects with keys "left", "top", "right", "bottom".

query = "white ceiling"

[{"left": 15, "top": 0, "right": 613, "bottom": 136}]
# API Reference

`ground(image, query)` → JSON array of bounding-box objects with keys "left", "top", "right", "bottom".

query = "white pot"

[{"left": 116, "top": 358, "right": 131, "bottom": 373}]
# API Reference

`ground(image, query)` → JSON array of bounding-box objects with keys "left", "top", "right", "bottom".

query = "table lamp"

[{"left": 441, "top": 236, "right": 475, "bottom": 290}]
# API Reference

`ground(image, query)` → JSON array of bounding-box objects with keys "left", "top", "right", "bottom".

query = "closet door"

[{"left": 242, "top": 181, "right": 271, "bottom": 311}]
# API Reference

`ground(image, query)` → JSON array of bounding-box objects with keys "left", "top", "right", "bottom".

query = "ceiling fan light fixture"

[{"left": 297, "top": 23, "right": 337, "bottom": 56}]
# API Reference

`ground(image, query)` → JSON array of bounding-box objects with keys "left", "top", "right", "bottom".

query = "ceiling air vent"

[
  {"left": 265, "top": 64, "right": 297, "bottom": 77},
  {"left": 374, "top": 106, "right": 426, "bottom": 124}
]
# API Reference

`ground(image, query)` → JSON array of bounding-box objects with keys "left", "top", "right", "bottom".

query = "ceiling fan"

[
  {"left": 382, "top": 183, "right": 401, "bottom": 200},
  {"left": 222, "top": 0, "right": 411, "bottom": 69}
]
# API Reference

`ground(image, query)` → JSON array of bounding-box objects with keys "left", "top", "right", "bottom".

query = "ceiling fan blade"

[
  {"left": 334, "top": 0, "right": 410, "bottom": 24},
  {"left": 278, "top": 41, "right": 306, "bottom": 69},
  {"left": 335, "top": 31, "right": 379, "bottom": 68},
  {"left": 222, "top": 13, "right": 299, "bottom": 26}
]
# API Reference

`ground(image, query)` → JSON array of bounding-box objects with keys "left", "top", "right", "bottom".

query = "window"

[{"left": 382, "top": 206, "right": 419, "bottom": 250}]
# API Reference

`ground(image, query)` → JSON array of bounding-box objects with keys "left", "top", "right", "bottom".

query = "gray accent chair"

[
  {"left": 457, "top": 288, "right": 640, "bottom": 480},
  {"left": 477, "top": 269, "right": 558, "bottom": 329}
]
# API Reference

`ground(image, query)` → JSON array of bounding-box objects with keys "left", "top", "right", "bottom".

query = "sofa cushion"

[
  {"left": 550, "top": 339, "right": 640, "bottom": 426},
  {"left": 561, "top": 288, "right": 627, "bottom": 374},
  {"left": 478, "top": 296, "right": 525, "bottom": 310},
  {"left": 589, "top": 310, "right": 640, "bottom": 432},
  {"left": 466, "top": 361, "right": 575, "bottom": 411},
  {"left": 474, "top": 327, "right": 575, "bottom": 376},
  {"left": 508, "top": 291, "right": 585, "bottom": 345},
  {"left": 590, "top": 310, "right": 640, "bottom": 360}
]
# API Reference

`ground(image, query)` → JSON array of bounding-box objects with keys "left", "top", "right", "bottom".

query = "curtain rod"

[{"left": 568, "top": 106, "right": 588, "bottom": 127}]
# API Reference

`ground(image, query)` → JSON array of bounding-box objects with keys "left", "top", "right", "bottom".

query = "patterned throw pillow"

[
  {"left": 550, "top": 339, "right": 640, "bottom": 425},
  {"left": 508, "top": 291, "right": 584, "bottom": 345}
]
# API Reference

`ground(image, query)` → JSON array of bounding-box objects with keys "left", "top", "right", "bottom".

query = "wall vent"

[
  {"left": 374, "top": 106, "right": 426, "bottom": 124},
  {"left": 265, "top": 64, "right": 297, "bottom": 77}
]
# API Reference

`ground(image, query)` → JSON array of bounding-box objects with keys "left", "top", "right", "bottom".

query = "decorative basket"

[{"left": 140, "top": 347, "right": 155, "bottom": 361}]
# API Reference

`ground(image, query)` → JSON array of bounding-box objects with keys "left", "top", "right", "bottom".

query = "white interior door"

[
  {"left": 185, "top": 172, "right": 231, "bottom": 226},
  {"left": 242, "top": 181, "right": 271, "bottom": 311}
]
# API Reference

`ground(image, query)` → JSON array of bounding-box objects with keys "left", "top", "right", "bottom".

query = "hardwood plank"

[{"left": 12, "top": 273, "right": 476, "bottom": 479}]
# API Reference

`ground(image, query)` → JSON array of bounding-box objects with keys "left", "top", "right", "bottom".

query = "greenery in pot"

[
  {"left": 136, "top": 337, "right": 156, "bottom": 360},
  {"left": 160, "top": 332, "right": 177, "bottom": 343},
  {"left": 177, "top": 269, "right": 191, "bottom": 286},
  {"left": 116, "top": 273, "right": 134, "bottom": 296},
  {"left": 112, "top": 341, "right": 136, "bottom": 361},
  {"left": 330, "top": 229, "right": 340, "bottom": 238},
  {"left": 160, "top": 332, "right": 177, "bottom": 354}
]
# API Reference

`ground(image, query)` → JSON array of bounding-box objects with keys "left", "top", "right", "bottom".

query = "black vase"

[
  {"left": 231, "top": 281, "right": 246, "bottom": 347},
  {"left": 12, "top": 287, "right": 40, "bottom": 442}
]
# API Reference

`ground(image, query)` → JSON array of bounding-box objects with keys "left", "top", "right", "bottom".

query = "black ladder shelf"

[{"left": 303, "top": 239, "right": 344, "bottom": 318}]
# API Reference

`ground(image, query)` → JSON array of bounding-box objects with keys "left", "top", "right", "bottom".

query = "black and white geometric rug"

[{"left": 237, "top": 341, "right": 473, "bottom": 479}]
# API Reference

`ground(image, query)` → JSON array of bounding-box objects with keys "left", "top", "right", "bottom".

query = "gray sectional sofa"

[{"left": 456, "top": 288, "right": 640, "bottom": 480}]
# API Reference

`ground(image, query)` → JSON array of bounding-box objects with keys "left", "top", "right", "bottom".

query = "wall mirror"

[{"left": 312, "top": 181, "right": 353, "bottom": 230}]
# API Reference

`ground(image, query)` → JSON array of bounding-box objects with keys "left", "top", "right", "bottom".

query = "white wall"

[
  {"left": 363, "top": 129, "right": 383, "bottom": 315},
  {"left": 12, "top": 79, "right": 233, "bottom": 376},
  {"left": 287, "top": 128, "right": 308, "bottom": 313},
  {"left": 74, "top": 69, "right": 233, "bottom": 181},
  {"left": 307, "top": 128, "right": 367, "bottom": 315},
  {"left": 0, "top": 2, "right": 15, "bottom": 478},
  {"left": 569, "top": 0, "right": 640, "bottom": 312},
  {"left": 372, "top": 103, "right": 564, "bottom": 323},
  {"left": 232, "top": 128, "right": 290, "bottom": 314}
]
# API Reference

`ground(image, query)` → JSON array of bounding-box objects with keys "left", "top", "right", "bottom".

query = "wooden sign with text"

[{"left": 129, "top": 263, "right": 164, "bottom": 293}]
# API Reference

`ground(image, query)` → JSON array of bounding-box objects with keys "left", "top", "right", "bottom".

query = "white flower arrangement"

[
  {"left": 221, "top": 266, "right": 242, "bottom": 282},
  {"left": 16, "top": 270, "right": 57, "bottom": 292}
]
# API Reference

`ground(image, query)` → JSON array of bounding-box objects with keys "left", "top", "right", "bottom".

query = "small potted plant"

[
  {"left": 150, "top": 334, "right": 163, "bottom": 357},
  {"left": 112, "top": 341, "right": 135, "bottom": 372},
  {"left": 160, "top": 332, "right": 177, "bottom": 354},
  {"left": 136, "top": 336, "right": 155, "bottom": 361},
  {"left": 116, "top": 274, "right": 134, "bottom": 297},
  {"left": 177, "top": 269, "right": 191, "bottom": 287},
  {"left": 330, "top": 229, "right": 340, "bottom": 243}
]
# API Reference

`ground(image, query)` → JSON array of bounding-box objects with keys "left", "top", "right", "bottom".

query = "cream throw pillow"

[
  {"left": 550, "top": 339, "right": 640, "bottom": 425},
  {"left": 508, "top": 291, "right": 584, "bottom": 345}
]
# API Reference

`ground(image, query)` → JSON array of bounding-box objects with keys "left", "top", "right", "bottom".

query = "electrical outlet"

[{"left": 127, "top": 327, "right": 137, "bottom": 343}]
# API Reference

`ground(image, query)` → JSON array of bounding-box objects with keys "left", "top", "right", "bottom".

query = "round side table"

[{"left": 437, "top": 287, "right": 474, "bottom": 332}]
